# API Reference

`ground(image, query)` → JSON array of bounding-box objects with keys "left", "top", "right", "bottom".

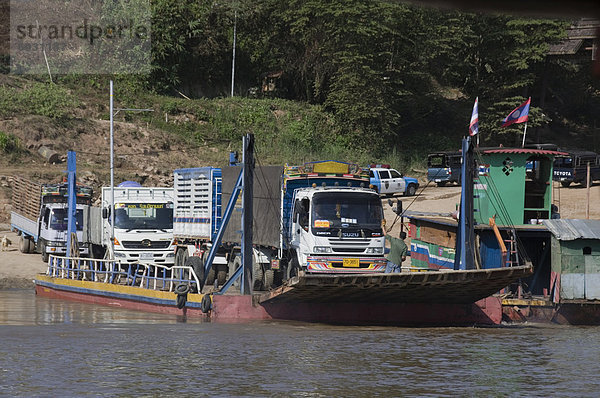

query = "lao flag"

[
  {"left": 502, "top": 97, "right": 531, "bottom": 127},
  {"left": 469, "top": 97, "right": 479, "bottom": 136}
]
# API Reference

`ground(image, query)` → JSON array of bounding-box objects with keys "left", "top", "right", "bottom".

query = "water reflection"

[{"left": 1, "top": 290, "right": 600, "bottom": 397}]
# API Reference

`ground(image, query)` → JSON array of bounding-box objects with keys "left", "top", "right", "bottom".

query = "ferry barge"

[{"left": 34, "top": 135, "right": 532, "bottom": 326}]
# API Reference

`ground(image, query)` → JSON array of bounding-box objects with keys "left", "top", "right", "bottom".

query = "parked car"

[
  {"left": 369, "top": 167, "right": 419, "bottom": 196},
  {"left": 427, "top": 151, "right": 462, "bottom": 186},
  {"left": 553, "top": 150, "right": 600, "bottom": 187}
]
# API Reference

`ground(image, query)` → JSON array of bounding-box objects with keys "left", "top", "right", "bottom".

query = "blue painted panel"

[{"left": 479, "top": 231, "right": 503, "bottom": 269}]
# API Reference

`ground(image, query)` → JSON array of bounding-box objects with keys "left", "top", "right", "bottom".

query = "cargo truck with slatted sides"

[
  {"left": 172, "top": 161, "right": 387, "bottom": 291},
  {"left": 10, "top": 176, "right": 92, "bottom": 262}
]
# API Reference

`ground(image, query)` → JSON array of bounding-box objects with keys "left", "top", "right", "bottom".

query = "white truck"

[
  {"left": 90, "top": 183, "right": 175, "bottom": 266},
  {"left": 173, "top": 161, "right": 387, "bottom": 290},
  {"left": 10, "top": 176, "right": 92, "bottom": 261}
]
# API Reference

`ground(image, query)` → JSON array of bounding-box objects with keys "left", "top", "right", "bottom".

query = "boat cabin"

[{"left": 475, "top": 148, "right": 563, "bottom": 226}]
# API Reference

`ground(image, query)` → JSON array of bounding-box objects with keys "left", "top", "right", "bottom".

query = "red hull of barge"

[{"left": 35, "top": 280, "right": 503, "bottom": 326}]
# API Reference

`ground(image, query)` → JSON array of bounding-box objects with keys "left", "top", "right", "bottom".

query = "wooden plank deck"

[{"left": 256, "top": 265, "right": 533, "bottom": 305}]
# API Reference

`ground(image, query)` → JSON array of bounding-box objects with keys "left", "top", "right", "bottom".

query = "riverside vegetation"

[{"left": 0, "top": 1, "right": 598, "bottom": 179}]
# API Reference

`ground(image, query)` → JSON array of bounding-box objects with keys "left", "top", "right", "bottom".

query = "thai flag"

[
  {"left": 502, "top": 97, "right": 531, "bottom": 127},
  {"left": 469, "top": 97, "right": 478, "bottom": 136}
]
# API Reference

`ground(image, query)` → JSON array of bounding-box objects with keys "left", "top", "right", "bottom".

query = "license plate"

[
  {"left": 435, "top": 179, "right": 441, "bottom": 182},
  {"left": 140, "top": 253, "right": 153, "bottom": 260},
  {"left": 343, "top": 258, "right": 360, "bottom": 268}
]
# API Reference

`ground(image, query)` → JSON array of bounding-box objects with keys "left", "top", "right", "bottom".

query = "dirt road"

[
  {"left": 0, "top": 229, "right": 47, "bottom": 289},
  {"left": 0, "top": 182, "right": 598, "bottom": 289}
]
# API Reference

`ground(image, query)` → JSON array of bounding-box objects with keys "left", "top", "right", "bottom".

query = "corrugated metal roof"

[
  {"left": 542, "top": 219, "right": 600, "bottom": 241},
  {"left": 483, "top": 149, "right": 568, "bottom": 156},
  {"left": 548, "top": 39, "right": 582, "bottom": 55}
]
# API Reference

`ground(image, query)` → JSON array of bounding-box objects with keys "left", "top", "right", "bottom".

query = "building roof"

[
  {"left": 548, "top": 18, "right": 599, "bottom": 56},
  {"left": 542, "top": 219, "right": 600, "bottom": 241},
  {"left": 482, "top": 148, "right": 568, "bottom": 156}
]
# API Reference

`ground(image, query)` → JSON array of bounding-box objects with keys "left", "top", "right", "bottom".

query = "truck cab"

[
  {"left": 369, "top": 167, "right": 419, "bottom": 196},
  {"left": 101, "top": 185, "right": 175, "bottom": 267},
  {"left": 38, "top": 203, "right": 89, "bottom": 261},
  {"left": 289, "top": 187, "right": 386, "bottom": 274}
]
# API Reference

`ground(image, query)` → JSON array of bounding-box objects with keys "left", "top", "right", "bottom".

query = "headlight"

[
  {"left": 166, "top": 252, "right": 175, "bottom": 258},
  {"left": 114, "top": 252, "right": 126, "bottom": 258},
  {"left": 313, "top": 246, "right": 332, "bottom": 253},
  {"left": 365, "top": 247, "right": 384, "bottom": 254},
  {"left": 49, "top": 241, "right": 66, "bottom": 247}
]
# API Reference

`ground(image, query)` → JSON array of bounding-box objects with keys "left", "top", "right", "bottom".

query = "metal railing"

[{"left": 47, "top": 255, "right": 201, "bottom": 293}]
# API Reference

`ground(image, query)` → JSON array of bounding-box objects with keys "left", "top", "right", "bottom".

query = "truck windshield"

[
  {"left": 311, "top": 192, "right": 382, "bottom": 229},
  {"left": 50, "top": 209, "right": 84, "bottom": 231},
  {"left": 114, "top": 203, "right": 173, "bottom": 230}
]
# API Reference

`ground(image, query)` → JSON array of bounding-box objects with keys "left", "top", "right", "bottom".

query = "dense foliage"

[
  {"left": 147, "top": 1, "right": 598, "bottom": 153},
  {"left": 3, "top": 1, "right": 598, "bottom": 158}
]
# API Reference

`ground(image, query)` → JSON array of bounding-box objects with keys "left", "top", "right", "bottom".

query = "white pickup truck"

[{"left": 369, "top": 167, "right": 419, "bottom": 196}]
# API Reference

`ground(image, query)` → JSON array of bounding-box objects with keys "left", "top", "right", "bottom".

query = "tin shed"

[{"left": 543, "top": 219, "right": 600, "bottom": 300}]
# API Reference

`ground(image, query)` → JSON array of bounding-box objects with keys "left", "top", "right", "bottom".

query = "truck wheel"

[
  {"left": 41, "top": 241, "right": 49, "bottom": 263},
  {"left": 262, "top": 269, "right": 274, "bottom": 290},
  {"left": 406, "top": 184, "right": 417, "bottom": 196},
  {"left": 174, "top": 247, "right": 187, "bottom": 268},
  {"left": 437, "top": 182, "right": 446, "bottom": 187},
  {"left": 19, "top": 236, "right": 30, "bottom": 253},
  {"left": 229, "top": 256, "right": 241, "bottom": 287},
  {"left": 286, "top": 257, "right": 299, "bottom": 281},
  {"left": 206, "top": 267, "right": 216, "bottom": 286},
  {"left": 185, "top": 256, "right": 204, "bottom": 292},
  {"left": 561, "top": 181, "right": 571, "bottom": 188},
  {"left": 217, "top": 264, "right": 228, "bottom": 286},
  {"left": 252, "top": 260, "right": 263, "bottom": 291}
]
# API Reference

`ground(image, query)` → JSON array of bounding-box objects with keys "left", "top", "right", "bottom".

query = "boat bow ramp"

[{"left": 255, "top": 265, "right": 533, "bottom": 305}]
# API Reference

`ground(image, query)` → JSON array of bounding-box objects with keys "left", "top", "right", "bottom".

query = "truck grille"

[
  {"left": 121, "top": 240, "right": 171, "bottom": 249},
  {"left": 328, "top": 237, "right": 369, "bottom": 254}
]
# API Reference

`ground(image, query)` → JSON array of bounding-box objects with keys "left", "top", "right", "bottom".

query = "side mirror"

[
  {"left": 393, "top": 200, "right": 403, "bottom": 215},
  {"left": 102, "top": 207, "right": 109, "bottom": 219}
]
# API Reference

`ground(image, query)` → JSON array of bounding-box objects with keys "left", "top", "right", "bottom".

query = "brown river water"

[{"left": 1, "top": 289, "right": 600, "bottom": 397}]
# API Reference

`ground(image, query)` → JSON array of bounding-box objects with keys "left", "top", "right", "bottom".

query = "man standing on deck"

[{"left": 385, "top": 230, "right": 407, "bottom": 273}]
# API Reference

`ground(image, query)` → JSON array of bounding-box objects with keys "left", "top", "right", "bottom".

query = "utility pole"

[
  {"left": 230, "top": 9, "right": 237, "bottom": 97},
  {"left": 108, "top": 80, "right": 153, "bottom": 259}
]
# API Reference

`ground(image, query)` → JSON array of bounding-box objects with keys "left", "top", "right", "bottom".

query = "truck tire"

[
  {"left": 263, "top": 269, "right": 274, "bottom": 290},
  {"left": 174, "top": 247, "right": 187, "bottom": 268},
  {"left": 437, "top": 181, "right": 447, "bottom": 187},
  {"left": 406, "top": 184, "right": 417, "bottom": 196},
  {"left": 185, "top": 256, "right": 204, "bottom": 292},
  {"left": 217, "top": 264, "right": 228, "bottom": 286},
  {"left": 19, "top": 236, "right": 31, "bottom": 253},
  {"left": 230, "top": 256, "right": 242, "bottom": 288},
  {"left": 253, "top": 261, "right": 263, "bottom": 291},
  {"left": 286, "top": 256, "right": 299, "bottom": 281},
  {"left": 41, "top": 241, "right": 49, "bottom": 263},
  {"left": 206, "top": 268, "right": 216, "bottom": 286},
  {"left": 561, "top": 181, "right": 571, "bottom": 188}
]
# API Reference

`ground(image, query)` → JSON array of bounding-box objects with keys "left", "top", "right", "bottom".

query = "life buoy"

[
  {"left": 174, "top": 283, "right": 190, "bottom": 295},
  {"left": 176, "top": 294, "right": 187, "bottom": 309},
  {"left": 175, "top": 283, "right": 190, "bottom": 309},
  {"left": 201, "top": 294, "right": 212, "bottom": 313}
]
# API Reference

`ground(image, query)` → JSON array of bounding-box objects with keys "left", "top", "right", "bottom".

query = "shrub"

[{"left": 0, "top": 131, "right": 21, "bottom": 153}]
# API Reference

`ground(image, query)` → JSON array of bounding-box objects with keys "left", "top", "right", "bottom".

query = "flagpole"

[{"left": 521, "top": 121, "right": 528, "bottom": 148}]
